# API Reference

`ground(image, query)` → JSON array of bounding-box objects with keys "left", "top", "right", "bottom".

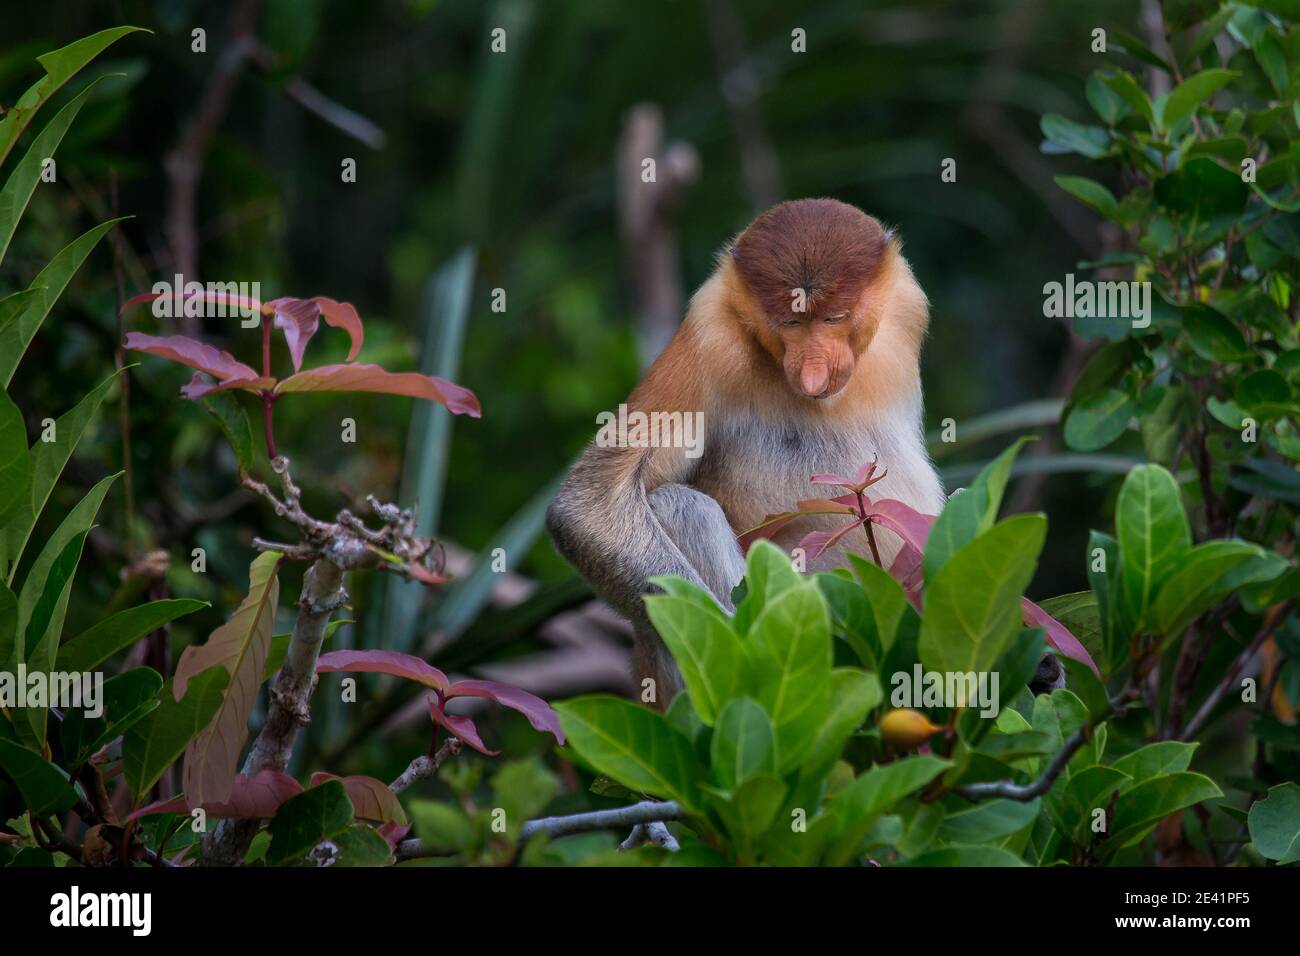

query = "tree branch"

[
  {"left": 392, "top": 799, "right": 686, "bottom": 862},
  {"left": 956, "top": 685, "right": 1136, "bottom": 801},
  {"left": 389, "top": 738, "right": 461, "bottom": 794}
]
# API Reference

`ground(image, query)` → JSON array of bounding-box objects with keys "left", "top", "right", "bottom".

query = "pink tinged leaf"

[
  {"left": 427, "top": 696, "right": 498, "bottom": 755},
  {"left": 309, "top": 773, "right": 408, "bottom": 824},
  {"left": 1022, "top": 598, "right": 1101, "bottom": 675},
  {"left": 120, "top": 290, "right": 265, "bottom": 320},
  {"left": 126, "top": 771, "right": 302, "bottom": 822},
  {"left": 175, "top": 552, "right": 281, "bottom": 807},
  {"left": 274, "top": 363, "right": 481, "bottom": 418},
  {"left": 406, "top": 561, "right": 450, "bottom": 585},
  {"left": 738, "top": 511, "right": 803, "bottom": 550},
  {"left": 179, "top": 371, "right": 275, "bottom": 400},
  {"left": 312, "top": 296, "right": 364, "bottom": 361},
  {"left": 868, "top": 498, "right": 937, "bottom": 555},
  {"left": 443, "top": 679, "right": 566, "bottom": 745},
  {"left": 269, "top": 297, "right": 322, "bottom": 372},
  {"left": 810, "top": 471, "right": 857, "bottom": 488},
  {"left": 315, "top": 648, "right": 450, "bottom": 692},
  {"left": 888, "top": 544, "right": 926, "bottom": 603},
  {"left": 123, "top": 332, "right": 260, "bottom": 382},
  {"left": 798, "top": 519, "right": 866, "bottom": 562},
  {"left": 377, "top": 821, "right": 411, "bottom": 850}
]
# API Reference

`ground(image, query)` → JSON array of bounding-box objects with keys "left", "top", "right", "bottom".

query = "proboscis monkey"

[{"left": 547, "top": 198, "right": 948, "bottom": 707}]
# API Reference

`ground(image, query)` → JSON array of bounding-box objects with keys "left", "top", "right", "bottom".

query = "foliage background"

[{"left": 4, "top": 0, "right": 1228, "bottom": 821}]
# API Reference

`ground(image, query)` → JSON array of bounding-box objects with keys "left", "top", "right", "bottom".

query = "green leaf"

[
  {"left": 0, "top": 220, "right": 124, "bottom": 389},
  {"left": 938, "top": 799, "right": 1040, "bottom": 843},
  {"left": 824, "top": 755, "right": 950, "bottom": 866},
  {"left": 555, "top": 695, "right": 702, "bottom": 811},
  {"left": 1106, "top": 771, "right": 1222, "bottom": 851},
  {"left": 199, "top": 392, "right": 258, "bottom": 476},
  {"left": 902, "top": 845, "right": 1028, "bottom": 866},
  {"left": 267, "top": 779, "right": 355, "bottom": 865},
  {"left": 1086, "top": 531, "right": 1125, "bottom": 672},
  {"left": 848, "top": 554, "right": 911, "bottom": 656},
  {"left": 710, "top": 698, "right": 776, "bottom": 790},
  {"left": 0, "top": 27, "right": 146, "bottom": 167},
  {"left": 1102, "top": 70, "right": 1154, "bottom": 124},
  {"left": 1040, "top": 114, "right": 1111, "bottom": 158},
  {"left": 122, "top": 667, "right": 228, "bottom": 798},
  {"left": 1085, "top": 73, "right": 1128, "bottom": 126},
  {"left": 1236, "top": 369, "right": 1291, "bottom": 413},
  {"left": 1109, "top": 741, "right": 1196, "bottom": 793},
  {"left": 799, "top": 669, "right": 882, "bottom": 781},
  {"left": 1247, "top": 783, "right": 1300, "bottom": 863},
  {"left": 59, "top": 667, "right": 162, "bottom": 768},
  {"left": 1154, "top": 159, "right": 1249, "bottom": 220},
  {"left": 56, "top": 599, "right": 208, "bottom": 673},
  {"left": 409, "top": 798, "right": 475, "bottom": 855},
  {"left": 0, "top": 79, "right": 107, "bottom": 269},
  {"left": 1181, "top": 305, "right": 1250, "bottom": 361},
  {"left": 323, "top": 825, "right": 394, "bottom": 866},
  {"left": 1047, "top": 765, "right": 1131, "bottom": 844},
  {"left": 644, "top": 589, "right": 744, "bottom": 725},
  {"left": 1116, "top": 464, "right": 1191, "bottom": 633},
  {"left": 1158, "top": 69, "right": 1238, "bottom": 129},
  {"left": 1064, "top": 388, "right": 1134, "bottom": 452},
  {"left": 1152, "top": 540, "right": 1286, "bottom": 638},
  {"left": 924, "top": 437, "right": 1032, "bottom": 581},
  {"left": 1054, "top": 175, "right": 1119, "bottom": 219},
  {"left": 733, "top": 539, "right": 802, "bottom": 635},
  {"left": 918, "top": 515, "right": 1046, "bottom": 677},
  {"left": 0, "top": 391, "right": 32, "bottom": 536},
  {"left": 0, "top": 737, "right": 77, "bottom": 814},
  {"left": 0, "top": 368, "right": 123, "bottom": 575},
  {"left": 704, "top": 775, "right": 787, "bottom": 859},
  {"left": 746, "top": 582, "right": 832, "bottom": 773}
]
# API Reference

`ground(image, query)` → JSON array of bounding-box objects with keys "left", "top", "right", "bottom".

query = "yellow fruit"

[{"left": 880, "top": 708, "right": 943, "bottom": 750}]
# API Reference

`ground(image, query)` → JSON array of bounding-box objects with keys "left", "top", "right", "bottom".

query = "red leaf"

[
  {"left": 125, "top": 771, "right": 302, "bottom": 822},
  {"left": 124, "top": 332, "right": 260, "bottom": 382},
  {"left": 888, "top": 542, "right": 926, "bottom": 600},
  {"left": 377, "top": 821, "right": 411, "bottom": 850},
  {"left": 120, "top": 289, "right": 265, "bottom": 319},
  {"left": 179, "top": 371, "right": 275, "bottom": 400},
  {"left": 309, "top": 772, "right": 407, "bottom": 824},
  {"left": 443, "top": 679, "right": 566, "bottom": 745},
  {"left": 867, "top": 498, "right": 936, "bottom": 555},
  {"left": 312, "top": 296, "right": 364, "bottom": 361},
  {"left": 738, "top": 495, "right": 858, "bottom": 551},
  {"left": 268, "top": 297, "right": 322, "bottom": 372},
  {"left": 427, "top": 696, "right": 498, "bottom": 755},
  {"left": 275, "top": 363, "right": 481, "bottom": 417},
  {"left": 798, "top": 518, "right": 866, "bottom": 561},
  {"left": 1022, "top": 598, "right": 1101, "bottom": 675},
  {"left": 315, "top": 648, "right": 450, "bottom": 692}
]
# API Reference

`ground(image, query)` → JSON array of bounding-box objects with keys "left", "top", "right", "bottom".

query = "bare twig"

[
  {"left": 389, "top": 738, "right": 461, "bottom": 794},
  {"left": 616, "top": 104, "right": 698, "bottom": 367},
  {"left": 619, "top": 820, "right": 680, "bottom": 852},
  {"left": 1178, "top": 603, "right": 1291, "bottom": 742},
  {"left": 164, "top": 0, "right": 262, "bottom": 334},
  {"left": 956, "top": 685, "right": 1136, "bottom": 801},
  {"left": 393, "top": 799, "right": 687, "bottom": 862}
]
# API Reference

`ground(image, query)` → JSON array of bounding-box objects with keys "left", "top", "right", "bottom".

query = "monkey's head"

[{"left": 730, "top": 198, "right": 891, "bottom": 401}]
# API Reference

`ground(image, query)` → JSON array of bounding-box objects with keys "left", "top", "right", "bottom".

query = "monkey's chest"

[{"left": 691, "top": 419, "right": 922, "bottom": 571}]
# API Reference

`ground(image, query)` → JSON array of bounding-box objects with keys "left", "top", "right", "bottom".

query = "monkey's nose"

[{"left": 800, "top": 364, "right": 830, "bottom": 397}]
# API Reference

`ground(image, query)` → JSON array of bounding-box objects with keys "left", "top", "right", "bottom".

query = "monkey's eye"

[
  {"left": 823, "top": 312, "right": 848, "bottom": 324},
  {"left": 780, "top": 318, "right": 802, "bottom": 329}
]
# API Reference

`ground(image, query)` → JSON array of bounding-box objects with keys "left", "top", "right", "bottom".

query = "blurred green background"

[{"left": 1, "top": 0, "right": 1146, "bottom": 775}]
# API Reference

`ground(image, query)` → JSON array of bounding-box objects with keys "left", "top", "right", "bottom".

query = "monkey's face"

[{"left": 773, "top": 307, "right": 869, "bottom": 400}]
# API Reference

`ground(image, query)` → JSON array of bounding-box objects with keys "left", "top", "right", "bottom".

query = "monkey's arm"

[{"left": 545, "top": 326, "right": 734, "bottom": 628}]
